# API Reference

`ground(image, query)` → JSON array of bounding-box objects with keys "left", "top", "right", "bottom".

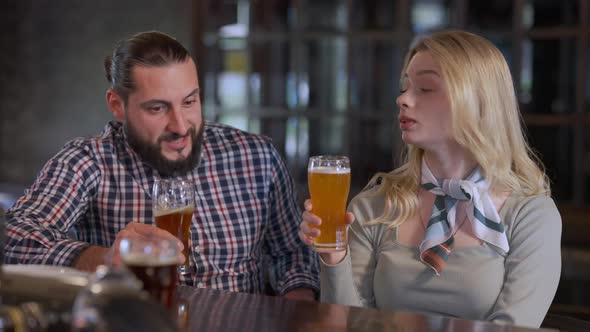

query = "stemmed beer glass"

[{"left": 152, "top": 179, "right": 195, "bottom": 275}]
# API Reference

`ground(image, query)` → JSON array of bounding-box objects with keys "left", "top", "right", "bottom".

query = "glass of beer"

[
  {"left": 307, "top": 155, "right": 351, "bottom": 252},
  {"left": 119, "top": 237, "right": 182, "bottom": 309},
  {"left": 152, "top": 179, "right": 194, "bottom": 275}
]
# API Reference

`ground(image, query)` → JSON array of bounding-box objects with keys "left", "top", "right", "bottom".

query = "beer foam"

[
  {"left": 308, "top": 166, "right": 350, "bottom": 174},
  {"left": 154, "top": 205, "right": 194, "bottom": 217},
  {"left": 122, "top": 253, "right": 182, "bottom": 267}
]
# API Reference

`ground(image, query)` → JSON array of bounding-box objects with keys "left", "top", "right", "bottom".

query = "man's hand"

[
  {"left": 73, "top": 246, "right": 109, "bottom": 272},
  {"left": 283, "top": 288, "right": 317, "bottom": 302},
  {"left": 74, "top": 222, "right": 184, "bottom": 271},
  {"left": 105, "top": 222, "right": 184, "bottom": 267}
]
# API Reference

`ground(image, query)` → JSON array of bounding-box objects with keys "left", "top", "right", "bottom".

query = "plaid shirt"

[{"left": 5, "top": 121, "right": 319, "bottom": 295}]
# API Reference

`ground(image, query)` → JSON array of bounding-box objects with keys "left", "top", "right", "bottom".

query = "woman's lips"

[{"left": 399, "top": 116, "right": 417, "bottom": 130}]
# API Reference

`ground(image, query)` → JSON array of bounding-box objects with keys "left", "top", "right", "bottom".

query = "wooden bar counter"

[{"left": 175, "top": 286, "right": 557, "bottom": 332}]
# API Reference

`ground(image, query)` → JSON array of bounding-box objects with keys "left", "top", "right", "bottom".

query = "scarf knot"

[{"left": 419, "top": 160, "right": 509, "bottom": 275}]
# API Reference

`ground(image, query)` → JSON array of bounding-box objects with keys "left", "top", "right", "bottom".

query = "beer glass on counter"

[
  {"left": 153, "top": 179, "right": 194, "bottom": 275},
  {"left": 119, "top": 237, "right": 182, "bottom": 309},
  {"left": 307, "top": 155, "right": 351, "bottom": 252}
]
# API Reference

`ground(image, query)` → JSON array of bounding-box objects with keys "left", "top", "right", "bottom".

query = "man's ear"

[{"left": 106, "top": 89, "right": 125, "bottom": 121}]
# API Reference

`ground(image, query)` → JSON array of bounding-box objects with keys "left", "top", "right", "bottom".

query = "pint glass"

[
  {"left": 119, "top": 237, "right": 181, "bottom": 309},
  {"left": 307, "top": 156, "right": 351, "bottom": 252},
  {"left": 153, "top": 179, "right": 194, "bottom": 275}
]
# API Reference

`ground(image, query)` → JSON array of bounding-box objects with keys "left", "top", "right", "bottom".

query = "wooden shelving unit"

[{"left": 191, "top": 0, "right": 590, "bottom": 206}]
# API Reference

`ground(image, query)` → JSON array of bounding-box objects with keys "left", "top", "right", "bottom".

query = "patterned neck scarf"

[{"left": 419, "top": 159, "right": 509, "bottom": 275}]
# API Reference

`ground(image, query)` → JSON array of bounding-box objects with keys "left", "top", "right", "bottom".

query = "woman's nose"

[{"left": 396, "top": 92, "right": 411, "bottom": 109}]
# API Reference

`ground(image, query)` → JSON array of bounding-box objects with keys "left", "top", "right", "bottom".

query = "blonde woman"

[{"left": 299, "top": 30, "right": 561, "bottom": 328}]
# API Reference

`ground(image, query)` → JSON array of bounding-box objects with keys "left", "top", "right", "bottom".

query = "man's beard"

[{"left": 125, "top": 122, "right": 204, "bottom": 177}]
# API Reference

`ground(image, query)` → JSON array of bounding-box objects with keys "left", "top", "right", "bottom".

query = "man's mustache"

[{"left": 158, "top": 127, "right": 196, "bottom": 143}]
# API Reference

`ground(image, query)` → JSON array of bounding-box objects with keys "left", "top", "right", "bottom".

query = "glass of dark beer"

[
  {"left": 152, "top": 179, "right": 195, "bottom": 275},
  {"left": 119, "top": 237, "right": 182, "bottom": 309}
]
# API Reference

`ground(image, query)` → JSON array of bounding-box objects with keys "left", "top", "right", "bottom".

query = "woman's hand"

[{"left": 298, "top": 199, "right": 355, "bottom": 265}]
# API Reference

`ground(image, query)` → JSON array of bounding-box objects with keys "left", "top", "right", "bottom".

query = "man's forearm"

[
  {"left": 73, "top": 245, "right": 109, "bottom": 272},
  {"left": 283, "top": 288, "right": 317, "bottom": 301}
]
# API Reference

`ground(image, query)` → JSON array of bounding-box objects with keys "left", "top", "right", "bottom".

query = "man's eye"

[
  {"left": 149, "top": 106, "right": 165, "bottom": 113},
  {"left": 183, "top": 99, "right": 196, "bottom": 106}
]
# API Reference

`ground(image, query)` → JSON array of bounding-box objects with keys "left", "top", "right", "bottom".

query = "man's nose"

[{"left": 167, "top": 108, "right": 188, "bottom": 134}]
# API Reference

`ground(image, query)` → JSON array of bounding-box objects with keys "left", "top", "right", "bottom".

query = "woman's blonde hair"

[{"left": 366, "top": 30, "right": 550, "bottom": 227}]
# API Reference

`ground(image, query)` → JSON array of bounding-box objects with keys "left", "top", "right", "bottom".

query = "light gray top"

[{"left": 320, "top": 188, "right": 562, "bottom": 328}]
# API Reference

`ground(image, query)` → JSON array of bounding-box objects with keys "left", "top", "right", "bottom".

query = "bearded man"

[{"left": 4, "top": 31, "right": 319, "bottom": 301}]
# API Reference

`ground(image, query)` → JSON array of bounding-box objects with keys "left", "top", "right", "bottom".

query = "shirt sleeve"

[
  {"left": 486, "top": 195, "right": 562, "bottom": 327},
  {"left": 263, "top": 144, "right": 320, "bottom": 296},
  {"left": 4, "top": 143, "right": 100, "bottom": 266},
  {"left": 320, "top": 191, "right": 383, "bottom": 307}
]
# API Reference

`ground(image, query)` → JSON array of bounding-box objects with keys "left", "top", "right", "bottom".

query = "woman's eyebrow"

[{"left": 415, "top": 69, "right": 440, "bottom": 77}]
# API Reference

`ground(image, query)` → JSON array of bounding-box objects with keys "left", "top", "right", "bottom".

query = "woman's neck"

[{"left": 423, "top": 145, "right": 478, "bottom": 180}]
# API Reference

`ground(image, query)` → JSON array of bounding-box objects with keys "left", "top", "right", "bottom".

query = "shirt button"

[{"left": 194, "top": 245, "right": 200, "bottom": 254}]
